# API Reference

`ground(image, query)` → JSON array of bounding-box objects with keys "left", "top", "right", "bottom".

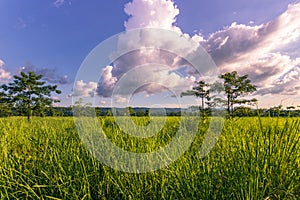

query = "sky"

[{"left": 0, "top": 0, "right": 300, "bottom": 108}]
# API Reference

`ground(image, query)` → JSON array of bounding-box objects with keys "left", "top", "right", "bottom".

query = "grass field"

[{"left": 0, "top": 116, "right": 299, "bottom": 199}]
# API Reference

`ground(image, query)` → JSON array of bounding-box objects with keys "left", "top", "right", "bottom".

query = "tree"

[
  {"left": 286, "top": 106, "right": 296, "bottom": 117},
  {"left": 287, "top": 106, "right": 296, "bottom": 110},
  {"left": 127, "top": 106, "right": 135, "bottom": 116},
  {"left": 106, "top": 110, "right": 112, "bottom": 116},
  {"left": 268, "top": 105, "right": 283, "bottom": 117},
  {"left": 0, "top": 90, "right": 12, "bottom": 117},
  {"left": 181, "top": 80, "right": 210, "bottom": 110},
  {"left": 219, "top": 71, "right": 257, "bottom": 116},
  {"left": 73, "top": 98, "right": 94, "bottom": 117},
  {"left": 233, "top": 106, "right": 254, "bottom": 117},
  {"left": 95, "top": 107, "right": 102, "bottom": 117},
  {"left": 1, "top": 71, "right": 61, "bottom": 121}
]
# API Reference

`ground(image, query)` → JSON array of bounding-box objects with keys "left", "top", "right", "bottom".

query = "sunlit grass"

[{"left": 0, "top": 116, "right": 299, "bottom": 199}]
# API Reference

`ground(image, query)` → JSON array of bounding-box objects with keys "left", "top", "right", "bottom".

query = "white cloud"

[
  {"left": 0, "top": 59, "right": 4, "bottom": 67},
  {"left": 100, "top": 100, "right": 107, "bottom": 105},
  {"left": 97, "top": 0, "right": 207, "bottom": 98},
  {"left": 0, "top": 59, "right": 11, "bottom": 82},
  {"left": 97, "top": 0, "right": 300, "bottom": 105},
  {"left": 51, "top": 96, "right": 60, "bottom": 101},
  {"left": 199, "top": 2, "right": 300, "bottom": 96},
  {"left": 264, "top": 3, "right": 300, "bottom": 50},
  {"left": 201, "top": 22, "right": 274, "bottom": 66},
  {"left": 114, "top": 95, "right": 127, "bottom": 104},
  {"left": 97, "top": 66, "right": 117, "bottom": 97},
  {"left": 257, "top": 64, "right": 300, "bottom": 96},
  {"left": 54, "top": 0, "right": 65, "bottom": 8},
  {"left": 124, "top": 0, "right": 180, "bottom": 32},
  {"left": 0, "top": 69, "right": 11, "bottom": 81},
  {"left": 110, "top": 64, "right": 196, "bottom": 100},
  {"left": 71, "top": 80, "right": 97, "bottom": 97}
]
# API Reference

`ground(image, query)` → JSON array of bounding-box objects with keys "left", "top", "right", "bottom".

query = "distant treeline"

[
  {"left": 3, "top": 71, "right": 298, "bottom": 119},
  {"left": 1, "top": 106, "right": 300, "bottom": 118}
]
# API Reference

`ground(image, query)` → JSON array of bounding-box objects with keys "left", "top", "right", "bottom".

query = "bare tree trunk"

[
  {"left": 227, "top": 95, "right": 231, "bottom": 115},
  {"left": 27, "top": 109, "right": 30, "bottom": 121},
  {"left": 27, "top": 101, "right": 31, "bottom": 122}
]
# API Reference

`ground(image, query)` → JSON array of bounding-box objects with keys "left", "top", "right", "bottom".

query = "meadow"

[{"left": 0, "top": 116, "right": 299, "bottom": 199}]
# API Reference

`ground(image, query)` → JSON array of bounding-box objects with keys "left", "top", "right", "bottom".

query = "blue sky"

[{"left": 0, "top": 0, "right": 300, "bottom": 108}]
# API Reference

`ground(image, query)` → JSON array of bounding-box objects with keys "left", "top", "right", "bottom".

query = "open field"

[{"left": 0, "top": 117, "right": 299, "bottom": 199}]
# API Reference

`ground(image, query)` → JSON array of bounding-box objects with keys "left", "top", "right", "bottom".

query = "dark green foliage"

[
  {"left": 181, "top": 72, "right": 257, "bottom": 116},
  {"left": 218, "top": 71, "right": 257, "bottom": 115},
  {"left": 1, "top": 71, "right": 61, "bottom": 121},
  {"left": 0, "top": 91, "right": 12, "bottom": 117},
  {"left": 127, "top": 106, "right": 135, "bottom": 116},
  {"left": 181, "top": 80, "right": 210, "bottom": 110}
]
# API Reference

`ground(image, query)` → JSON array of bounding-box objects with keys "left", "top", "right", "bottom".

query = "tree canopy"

[
  {"left": 1, "top": 71, "right": 61, "bottom": 121},
  {"left": 181, "top": 71, "right": 257, "bottom": 116},
  {"left": 219, "top": 71, "right": 257, "bottom": 115},
  {"left": 181, "top": 80, "right": 210, "bottom": 110}
]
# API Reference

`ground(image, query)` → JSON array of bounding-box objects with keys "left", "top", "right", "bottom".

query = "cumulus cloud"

[
  {"left": 201, "top": 3, "right": 300, "bottom": 67},
  {"left": 116, "top": 65, "right": 195, "bottom": 95},
  {"left": 0, "top": 69, "right": 10, "bottom": 81},
  {"left": 199, "top": 2, "right": 300, "bottom": 96},
  {"left": 201, "top": 22, "right": 277, "bottom": 66},
  {"left": 124, "top": 0, "right": 180, "bottom": 32},
  {"left": 51, "top": 96, "right": 60, "bottom": 101},
  {"left": 70, "top": 80, "right": 97, "bottom": 97},
  {"left": 257, "top": 64, "right": 300, "bottom": 96},
  {"left": 97, "top": 66, "right": 117, "bottom": 97},
  {"left": 21, "top": 63, "right": 70, "bottom": 85},
  {"left": 100, "top": 100, "right": 107, "bottom": 105},
  {"left": 0, "top": 59, "right": 12, "bottom": 82},
  {"left": 97, "top": 48, "right": 200, "bottom": 98},
  {"left": 96, "top": 0, "right": 207, "bottom": 99},
  {"left": 114, "top": 95, "right": 127, "bottom": 104},
  {"left": 95, "top": 0, "right": 300, "bottom": 102}
]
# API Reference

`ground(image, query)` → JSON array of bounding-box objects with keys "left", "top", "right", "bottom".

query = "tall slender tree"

[
  {"left": 219, "top": 71, "right": 257, "bottom": 115},
  {"left": 181, "top": 80, "right": 210, "bottom": 110},
  {"left": 1, "top": 71, "right": 61, "bottom": 121}
]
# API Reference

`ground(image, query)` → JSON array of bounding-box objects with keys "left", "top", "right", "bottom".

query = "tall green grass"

[{"left": 0, "top": 117, "right": 299, "bottom": 199}]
